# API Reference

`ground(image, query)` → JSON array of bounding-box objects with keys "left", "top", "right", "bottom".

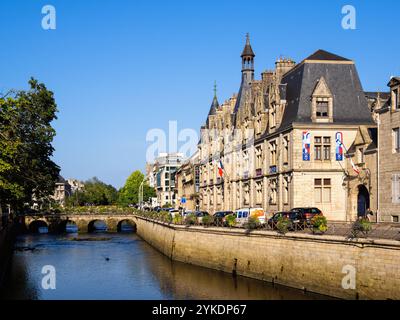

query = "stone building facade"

[
  {"left": 376, "top": 77, "right": 400, "bottom": 222},
  {"left": 198, "top": 35, "right": 375, "bottom": 221},
  {"left": 52, "top": 175, "right": 72, "bottom": 207},
  {"left": 345, "top": 126, "right": 378, "bottom": 222},
  {"left": 146, "top": 153, "right": 184, "bottom": 207},
  {"left": 175, "top": 152, "right": 200, "bottom": 211}
]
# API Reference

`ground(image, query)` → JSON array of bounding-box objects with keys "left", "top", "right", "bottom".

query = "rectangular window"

[
  {"left": 394, "top": 88, "right": 399, "bottom": 110},
  {"left": 256, "top": 181, "right": 263, "bottom": 204},
  {"left": 392, "top": 174, "right": 400, "bottom": 204},
  {"left": 256, "top": 146, "right": 263, "bottom": 169},
  {"left": 269, "top": 141, "right": 277, "bottom": 166},
  {"left": 315, "top": 136, "right": 331, "bottom": 160},
  {"left": 283, "top": 177, "right": 289, "bottom": 204},
  {"left": 323, "top": 137, "right": 331, "bottom": 160},
  {"left": 283, "top": 136, "right": 289, "bottom": 164},
  {"left": 394, "top": 128, "right": 400, "bottom": 153},
  {"left": 314, "top": 137, "right": 322, "bottom": 160},
  {"left": 314, "top": 178, "right": 331, "bottom": 203},
  {"left": 316, "top": 101, "right": 329, "bottom": 117},
  {"left": 270, "top": 179, "right": 277, "bottom": 205}
]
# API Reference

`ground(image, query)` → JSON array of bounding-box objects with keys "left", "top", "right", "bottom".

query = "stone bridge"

[{"left": 21, "top": 213, "right": 137, "bottom": 233}]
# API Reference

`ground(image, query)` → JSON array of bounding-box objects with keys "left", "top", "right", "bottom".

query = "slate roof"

[
  {"left": 366, "top": 128, "right": 378, "bottom": 152},
  {"left": 233, "top": 78, "right": 252, "bottom": 114},
  {"left": 278, "top": 53, "right": 374, "bottom": 129},
  {"left": 347, "top": 127, "right": 378, "bottom": 154},
  {"left": 388, "top": 76, "right": 400, "bottom": 87},
  {"left": 205, "top": 95, "right": 219, "bottom": 127},
  {"left": 241, "top": 35, "right": 255, "bottom": 57},
  {"left": 304, "top": 49, "right": 351, "bottom": 62},
  {"left": 365, "top": 92, "right": 390, "bottom": 100}
]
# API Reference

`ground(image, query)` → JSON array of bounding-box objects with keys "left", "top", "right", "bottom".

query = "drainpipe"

[{"left": 377, "top": 115, "right": 380, "bottom": 223}]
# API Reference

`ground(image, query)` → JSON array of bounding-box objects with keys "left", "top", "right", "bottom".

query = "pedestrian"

[{"left": 365, "top": 208, "right": 373, "bottom": 222}]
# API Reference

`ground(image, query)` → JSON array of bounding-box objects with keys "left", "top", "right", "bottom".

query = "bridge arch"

[
  {"left": 117, "top": 219, "right": 136, "bottom": 232},
  {"left": 88, "top": 219, "right": 108, "bottom": 233},
  {"left": 28, "top": 220, "right": 48, "bottom": 233}
]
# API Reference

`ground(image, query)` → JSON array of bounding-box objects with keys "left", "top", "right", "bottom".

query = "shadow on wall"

[{"left": 136, "top": 240, "right": 326, "bottom": 300}]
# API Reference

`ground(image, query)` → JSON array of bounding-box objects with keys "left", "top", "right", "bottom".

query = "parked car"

[
  {"left": 169, "top": 209, "right": 180, "bottom": 218},
  {"left": 267, "top": 212, "right": 291, "bottom": 229},
  {"left": 195, "top": 211, "right": 210, "bottom": 224},
  {"left": 268, "top": 211, "right": 305, "bottom": 230},
  {"left": 213, "top": 211, "right": 234, "bottom": 226},
  {"left": 290, "top": 207, "right": 323, "bottom": 225},
  {"left": 182, "top": 210, "right": 194, "bottom": 217},
  {"left": 235, "top": 208, "right": 266, "bottom": 227}
]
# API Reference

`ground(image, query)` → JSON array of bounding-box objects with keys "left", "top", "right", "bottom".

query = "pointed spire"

[
  {"left": 241, "top": 33, "right": 255, "bottom": 58},
  {"left": 207, "top": 81, "right": 219, "bottom": 118}
]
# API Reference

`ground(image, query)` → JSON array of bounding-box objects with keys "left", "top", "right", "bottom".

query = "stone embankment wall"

[{"left": 133, "top": 216, "right": 400, "bottom": 300}]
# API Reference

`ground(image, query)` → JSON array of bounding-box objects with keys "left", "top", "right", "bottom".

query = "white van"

[{"left": 235, "top": 208, "right": 266, "bottom": 226}]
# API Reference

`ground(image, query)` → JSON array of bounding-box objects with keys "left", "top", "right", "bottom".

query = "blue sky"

[{"left": 0, "top": 0, "right": 399, "bottom": 188}]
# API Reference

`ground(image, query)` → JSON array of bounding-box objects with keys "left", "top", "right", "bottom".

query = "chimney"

[{"left": 275, "top": 57, "right": 296, "bottom": 78}]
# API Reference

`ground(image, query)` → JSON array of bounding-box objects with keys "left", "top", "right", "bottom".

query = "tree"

[
  {"left": 0, "top": 78, "right": 60, "bottom": 212},
  {"left": 68, "top": 177, "right": 118, "bottom": 206},
  {"left": 118, "top": 170, "right": 156, "bottom": 206}
]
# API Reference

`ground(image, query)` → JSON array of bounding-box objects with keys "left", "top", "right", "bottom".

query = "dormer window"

[
  {"left": 316, "top": 100, "right": 329, "bottom": 118},
  {"left": 311, "top": 77, "right": 333, "bottom": 123},
  {"left": 394, "top": 88, "right": 400, "bottom": 110}
]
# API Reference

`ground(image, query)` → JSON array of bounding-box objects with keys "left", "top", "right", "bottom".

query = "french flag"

[
  {"left": 350, "top": 158, "right": 360, "bottom": 175},
  {"left": 217, "top": 160, "right": 224, "bottom": 178}
]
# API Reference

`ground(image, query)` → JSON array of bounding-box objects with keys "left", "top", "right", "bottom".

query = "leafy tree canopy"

[
  {"left": 68, "top": 177, "right": 118, "bottom": 206},
  {"left": 0, "top": 78, "right": 60, "bottom": 211},
  {"left": 118, "top": 170, "right": 156, "bottom": 206}
]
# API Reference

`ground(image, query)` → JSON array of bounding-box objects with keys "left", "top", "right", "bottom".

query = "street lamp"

[{"left": 139, "top": 179, "right": 144, "bottom": 209}]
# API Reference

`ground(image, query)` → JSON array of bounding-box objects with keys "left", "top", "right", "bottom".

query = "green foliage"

[
  {"left": 62, "top": 205, "right": 136, "bottom": 215},
  {"left": 201, "top": 214, "right": 214, "bottom": 227},
  {"left": 0, "top": 78, "right": 60, "bottom": 210},
  {"left": 184, "top": 213, "right": 196, "bottom": 225},
  {"left": 173, "top": 214, "right": 182, "bottom": 224},
  {"left": 225, "top": 214, "right": 236, "bottom": 228},
  {"left": 276, "top": 216, "right": 290, "bottom": 234},
  {"left": 311, "top": 214, "right": 328, "bottom": 234},
  {"left": 67, "top": 177, "right": 118, "bottom": 206},
  {"left": 118, "top": 170, "right": 156, "bottom": 206},
  {"left": 162, "top": 203, "right": 172, "bottom": 208},
  {"left": 351, "top": 218, "right": 372, "bottom": 238},
  {"left": 244, "top": 216, "right": 260, "bottom": 230}
]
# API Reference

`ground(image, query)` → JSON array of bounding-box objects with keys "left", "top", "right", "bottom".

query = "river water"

[{"left": 0, "top": 233, "right": 327, "bottom": 300}]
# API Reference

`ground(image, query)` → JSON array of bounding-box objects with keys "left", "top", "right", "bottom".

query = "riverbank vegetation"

[
  {"left": 0, "top": 79, "right": 60, "bottom": 214},
  {"left": 65, "top": 171, "right": 155, "bottom": 209}
]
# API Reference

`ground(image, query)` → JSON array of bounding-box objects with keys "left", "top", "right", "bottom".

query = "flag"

[
  {"left": 350, "top": 158, "right": 360, "bottom": 175},
  {"left": 217, "top": 160, "right": 224, "bottom": 178},
  {"left": 302, "top": 131, "right": 311, "bottom": 161},
  {"left": 336, "top": 135, "right": 359, "bottom": 175}
]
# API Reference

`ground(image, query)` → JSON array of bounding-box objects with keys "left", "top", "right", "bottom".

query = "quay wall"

[{"left": 133, "top": 216, "right": 400, "bottom": 300}]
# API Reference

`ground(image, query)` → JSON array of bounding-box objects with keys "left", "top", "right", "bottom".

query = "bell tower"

[{"left": 241, "top": 33, "right": 255, "bottom": 84}]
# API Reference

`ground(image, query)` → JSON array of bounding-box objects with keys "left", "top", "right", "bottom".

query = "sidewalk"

[{"left": 319, "top": 221, "right": 400, "bottom": 241}]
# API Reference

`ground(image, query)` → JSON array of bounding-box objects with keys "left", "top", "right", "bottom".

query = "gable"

[{"left": 312, "top": 77, "right": 332, "bottom": 97}]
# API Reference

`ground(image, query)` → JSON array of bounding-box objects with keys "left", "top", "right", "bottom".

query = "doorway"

[{"left": 357, "top": 185, "right": 370, "bottom": 218}]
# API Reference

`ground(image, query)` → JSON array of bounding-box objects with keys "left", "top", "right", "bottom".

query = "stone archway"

[
  {"left": 88, "top": 219, "right": 108, "bottom": 233},
  {"left": 117, "top": 219, "right": 136, "bottom": 232},
  {"left": 357, "top": 185, "right": 370, "bottom": 218},
  {"left": 28, "top": 220, "right": 48, "bottom": 233}
]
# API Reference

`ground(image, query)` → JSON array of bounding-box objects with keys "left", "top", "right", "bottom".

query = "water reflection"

[{"left": 0, "top": 234, "right": 329, "bottom": 300}]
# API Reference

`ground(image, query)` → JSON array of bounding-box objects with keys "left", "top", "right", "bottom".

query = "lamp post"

[{"left": 139, "top": 179, "right": 145, "bottom": 209}]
